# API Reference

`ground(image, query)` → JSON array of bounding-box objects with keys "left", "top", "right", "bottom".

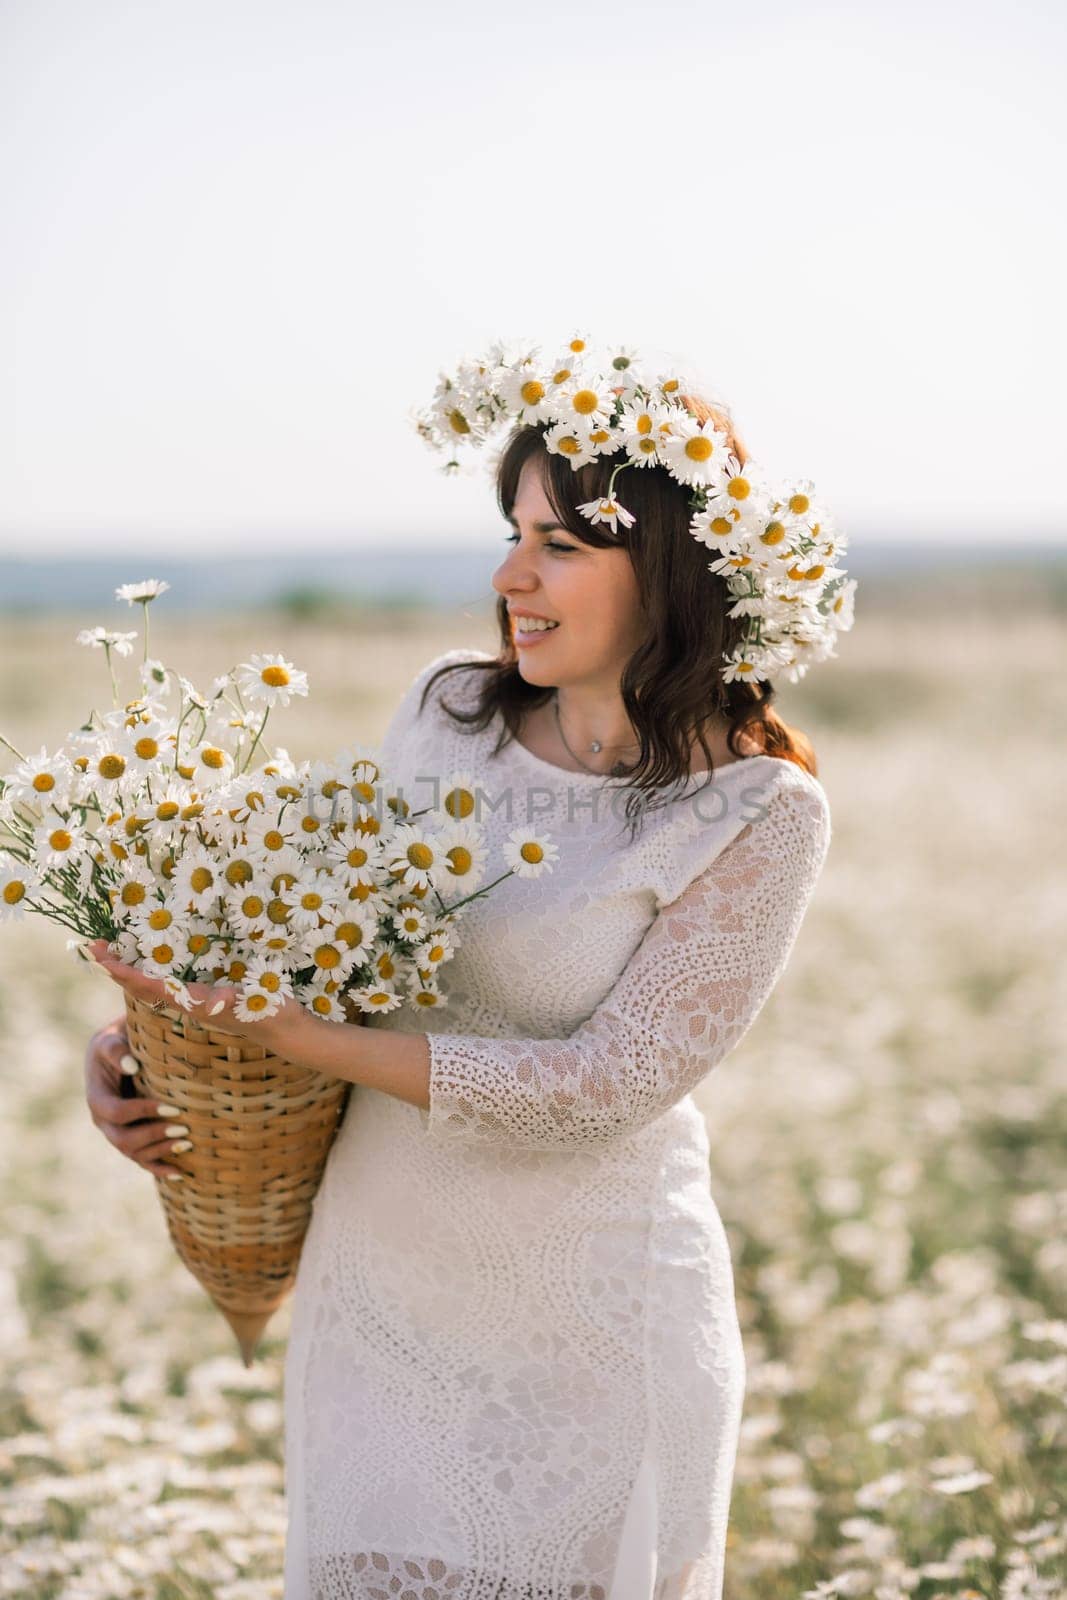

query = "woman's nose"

[{"left": 491, "top": 547, "right": 535, "bottom": 596}]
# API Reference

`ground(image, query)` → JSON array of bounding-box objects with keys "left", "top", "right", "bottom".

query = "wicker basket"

[{"left": 123, "top": 992, "right": 354, "bottom": 1366}]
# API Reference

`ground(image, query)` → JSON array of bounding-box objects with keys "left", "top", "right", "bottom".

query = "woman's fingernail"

[
  {"left": 171, "top": 1139, "right": 193, "bottom": 1153},
  {"left": 163, "top": 1124, "right": 189, "bottom": 1138},
  {"left": 119, "top": 1053, "right": 139, "bottom": 1075},
  {"left": 165, "top": 1171, "right": 185, "bottom": 1181},
  {"left": 156, "top": 1104, "right": 181, "bottom": 1118}
]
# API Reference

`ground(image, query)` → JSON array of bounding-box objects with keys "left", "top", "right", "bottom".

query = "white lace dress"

[{"left": 282, "top": 648, "right": 832, "bottom": 1600}]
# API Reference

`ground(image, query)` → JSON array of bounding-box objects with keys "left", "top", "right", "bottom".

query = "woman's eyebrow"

[{"left": 504, "top": 514, "right": 565, "bottom": 532}]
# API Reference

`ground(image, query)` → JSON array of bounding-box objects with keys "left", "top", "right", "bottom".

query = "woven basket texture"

[{"left": 124, "top": 992, "right": 353, "bottom": 1365}]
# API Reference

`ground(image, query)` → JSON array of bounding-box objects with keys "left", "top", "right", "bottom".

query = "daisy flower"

[
  {"left": 108, "top": 858, "right": 158, "bottom": 920},
  {"left": 542, "top": 420, "right": 598, "bottom": 471},
  {"left": 502, "top": 827, "right": 560, "bottom": 880},
  {"left": 324, "top": 908, "right": 379, "bottom": 960},
  {"left": 171, "top": 844, "right": 225, "bottom": 915},
  {"left": 432, "top": 818, "right": 487, "bottom": 893},
  {"left": 243, "top": 808, "right": 300, "bottom": 865},
  {"left": 76, "top": 626, "right": 138, "bottom": 657},
  {"left": 0, "top": 855, "right": 42, "bottom": 921},
  {"left": 3, "top": 748, "right": 75, "bottom": 811},
  {"left": 32, "top": 813, "right": 87, "bottom": 870},
  {"left": 236, "top": 653, "right": 309, "bottom": 708},
  {"left": 551, "top": 375, "right": 617, "bottom": 434},
  {"left": 324, "top": 825, "right": 385, "bottom": 885},
  {"left": 437, "top": 769, "right": 479, "bottom": 822},
  {"left": 577, "top": 496, "right": 636, "bottom": 535},
  {"left": 699, "top": 457, "right": 772, "bottom": 529},
  {"left": 385, "top": 823, "right": 446, "bottom": 894},
  {"left": 295, "top": 983, "right": 349, "bottom": 1022},
  {"left": 119, "top": 717, "right": 170, "bottom": 775},
  {"left": 182, "top": 741, "right": 234, "bottom": 791},
  {"left": 281, "top": 867, "right": 342, "bottom": 933},
  {"left": 345, "top": 980, "right": 404, "bottom": 1016},
  {"left": 222, "top": 882, "right": 271, "bottom": 940},
  {"left": 407, "top": 978, "right": 449, "bottom": 1010},
  {"left": 391, "top": 903, "right": 430, "bottom": 943},
  {"left": 140, "top": 657, "right": 173, "bottom": 697},
  {"left": 115, "top": 578, "right": 170, "bottom": 605},
  {"left": 617, "top": 397, "right": 671, "bottom": 467},
  {"left": 496, "top": 364, "right": 558, "bottom": 427},
  {"left": 82, "top": 740, "right": 132, "bottom": 797},
  {"left": 304, "top": 937, "right": 359, "bottom": 983},
  {"left": 413, "top": 927, "right": 455, "bottom": 972},
  {"left": 659, "top": 415, "right": 732, "bottom": 489}
]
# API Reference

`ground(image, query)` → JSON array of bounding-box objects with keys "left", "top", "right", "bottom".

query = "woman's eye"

[{"left": 502, "top": 533, "right": 573, "bottom": 553}]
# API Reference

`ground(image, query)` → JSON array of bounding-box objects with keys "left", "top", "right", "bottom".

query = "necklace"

[{"left": 553, "top": 691, "right": 640, "bottom": 779}]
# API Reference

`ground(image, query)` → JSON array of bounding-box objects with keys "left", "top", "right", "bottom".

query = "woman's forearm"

[{"left": 268, "top": 1006, "right": 431, "bottom": 1111}]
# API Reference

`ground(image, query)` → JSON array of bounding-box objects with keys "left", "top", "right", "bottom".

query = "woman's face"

[{"left": 491, "top": 457, "right": 648, "bottom": 694}]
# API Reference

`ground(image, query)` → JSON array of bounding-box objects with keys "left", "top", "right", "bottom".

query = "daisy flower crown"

[{"left": 411, "top": 333, "right": 857, "bottom": 686}]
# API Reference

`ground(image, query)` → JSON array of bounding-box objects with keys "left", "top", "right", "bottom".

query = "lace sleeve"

[{"left": 423, "top": 772, "right": 831, "bottom": 1150}]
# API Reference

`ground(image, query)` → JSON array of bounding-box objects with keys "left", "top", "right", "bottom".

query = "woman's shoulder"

[{"left": 731, "top": 755, "right": 832, "bottom": 879}]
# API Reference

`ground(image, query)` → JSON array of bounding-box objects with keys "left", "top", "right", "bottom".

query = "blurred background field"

[{"left": 0, "top": 558, "right": 1065, "bottom": 1599}]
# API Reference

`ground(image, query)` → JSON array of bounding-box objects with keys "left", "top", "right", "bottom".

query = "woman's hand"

[
  {"left": 84, "top": 1014, "right": 188, "bottom": 1179},
  {"left": 86, "top": 939, "right": 307, "bottom": 1055}
]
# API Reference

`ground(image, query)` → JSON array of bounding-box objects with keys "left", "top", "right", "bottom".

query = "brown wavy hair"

[{"left": 421, "top": 393, "right": 817, "bottom": 842}]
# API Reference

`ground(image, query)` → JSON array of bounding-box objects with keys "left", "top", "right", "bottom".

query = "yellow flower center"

[
  {"left": 120, "top": 883, "right": 147, "bottom": 906},
  {"left": 428, "top": 943, "right": 445, "bottom": 962},
  {"left": 314, "top": 945, "right": 341, "bottom": 969},
  {"left": 407, "top": 842, "right": 434, "bottom": 870},
  {"left": 241, "top": 895, "right": 265, "bottom": 918},
  {"left": 789, "top": 493, "right": 810, "bottom": 515},
  {"left": 98, "top": 754, "right": 126, "bottom": 779},
  {"left": 557, "top": 436, "right": 581, "bottom": 456},
  {"left": 190, "top": 867, "right": 214, "bottom": 893},
  {"left": 3, "top": 882, "right": 26, "bottom": 904},
  {"left": 267, "top": 897, "right": 291, "bottom": 925},
  {"left": 346, "top": 845, "right": 368, "bottom": 868},
  {"left": 263, "top": 829, "right": 285, "bottom": 851},
  {"left": 685, "top": 435, "right": 714, "bottom": 462},
  {"left": 188, "top": 933, "right": 210, "bottom": 954},
  {"left": 300, "top": 891, "right": 324, "bottom": 911},
  {"left": 520, "top": 379, "right": 545, "bottom": 405},
  {"left": 148, "top": 908, "right": 173, "bottom": 929},
  {"left": 156, "top": 801, "right": 180, "bottom": 820},
  {"left": 134, "top": 737, "right": 159, "bottom": 760},
  {"left": 261, "top": 665, "right": 291, "bottom": 688},
  {"left": 519, "top": 841, "right": 544, "bottom": 864},
  {"left": 200, "top": 747, "right": 226, "bottom": 770},
  {"left": 311, "top": 994, "right": 333, "bottom": 1015},
  {"left": 448, "top": 408, "right": 470, "bottom": 435},
  {"left": 225, "top": 859, "right": 253, "bottom": 885},
  {"left": 151, "top": 943, "right": 174, "bottom": 964},
  {"left": 259, "top": 972, "right": 282, "bottom": 993},
  {"left": 761, "top": 521, "right": 786, "bottom": 545},
  {"left": 444, "top": 786, "right": 475, "bottom": 820},
  {"left": 245, "top": 992, "right": 269, "bottom": 1012},
  {"left": 49, "top": 828, "right": 73, "bottom": 851},
  {"left": 446, "top": 845, "right": 473, "bottom": 875},
  {"left": 32, "top": 773, "right": 55, "bottom": 792},
  {"left": 334, "top": 920, "right": 365, "bottom": 948}
]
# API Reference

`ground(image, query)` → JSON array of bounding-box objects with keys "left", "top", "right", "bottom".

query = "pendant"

[{"left": 590, "top": 740, "right": 602, "bottom": 753}]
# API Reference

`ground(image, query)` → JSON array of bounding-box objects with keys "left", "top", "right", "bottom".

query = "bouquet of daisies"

[
  {"left": 0, "top": 579, "right": 560, "bottom": 1362},
  {"left": 0, "top": 579, "right": 558, "bottom": 1021}
]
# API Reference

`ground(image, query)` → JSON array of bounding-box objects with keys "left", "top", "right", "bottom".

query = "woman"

[{"left": 84, "top": 369, "right": 839, "bottom": 1598}]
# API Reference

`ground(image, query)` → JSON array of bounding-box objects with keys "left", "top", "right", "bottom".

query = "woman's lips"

[{"left": 511, "top": 618, "right": 560, "bottom": 647}]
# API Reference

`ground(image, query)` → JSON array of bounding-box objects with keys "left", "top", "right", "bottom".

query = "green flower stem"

[
  {"left": 242, "top": 706, "right": 271, "bottom": 773},
  {"left": 0, "top": 733, "right": 27, "bottom": 763}
]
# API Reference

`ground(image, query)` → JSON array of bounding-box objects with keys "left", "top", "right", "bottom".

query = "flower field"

[{"left": 0, "top": 590, "right": 1064, "bottom": 1599}]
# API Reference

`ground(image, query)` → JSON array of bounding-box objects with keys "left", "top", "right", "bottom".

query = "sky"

[{"left": 1, "top": 0, "right": 1065, "bottom": 555}]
